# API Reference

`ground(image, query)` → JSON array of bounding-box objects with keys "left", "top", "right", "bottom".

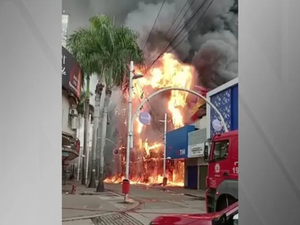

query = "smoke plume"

[
  {"left": 64, "top": 0, "right": 238, "bottom": 88},
  {"left": 63, "top": 0, "right": 238, "bottom": 158},
  {"left": 122, "top": 0, "right": 238, "bottom": 88}
]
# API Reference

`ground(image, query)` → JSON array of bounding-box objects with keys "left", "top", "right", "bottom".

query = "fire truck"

[{"left": 204, "top": 130, "right": 238, "bottom": 213}]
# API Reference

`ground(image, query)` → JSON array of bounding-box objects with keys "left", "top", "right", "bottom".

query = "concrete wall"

[
  {"left": 185, "top": 117, "right": 209, "bottom": 189},
  {"left": 62, "top": 93, "right": 76, "bottom": 136},
  {"left": 192, "top": 115, "right": 207, "bottom": 130}
]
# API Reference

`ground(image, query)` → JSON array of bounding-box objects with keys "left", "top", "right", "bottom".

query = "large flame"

[{"left": 105, "top": 53, "right": 195, "bottom": 187}]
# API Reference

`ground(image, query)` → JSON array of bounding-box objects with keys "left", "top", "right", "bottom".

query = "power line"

[
  {"left": 135, "top": 1, "right": 209, "bottom": 134},
  {"left": 167, "top": 0, "right": 197, "bottom": 41},
  {"left": 164, "top": 0, "right": 192, "bottom": 40},
  {"left": 134, "top": 0, "right": 215, "bottom": 135},
  {"left": 142, "top": 0, "right": 167, "bottom": 52},
  {"left": 146, "top": 0, "right": 209, "bottom": 72},
  {"left": 167, "top": 0, "right": 214, "bottom": 55},
  {"left": 146, "top": 0, "right": 195, "bottom": 65},
  {"left": 145, "top": 0, "right": 211, "bottom": 73},
  {"left": 135, "top": 81, "right": 164, "bottom": 133}
]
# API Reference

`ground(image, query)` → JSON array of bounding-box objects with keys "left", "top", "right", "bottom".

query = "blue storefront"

[
  {"left": 207, "top": 78, "right": 238, "bottom": 137},
  {"left": 166, "top": 125, "right": 196, "bottom": 159},
  {"left": 166, "top": 125, "right": 196, "bottom": 189}
]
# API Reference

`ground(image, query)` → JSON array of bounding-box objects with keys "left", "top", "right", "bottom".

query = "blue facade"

[
  {"left": 210, "top": 83, "right": 238, "bottom": 137},
  {"left": 166, "top": 125, "right": 195, "bottom": 159}
]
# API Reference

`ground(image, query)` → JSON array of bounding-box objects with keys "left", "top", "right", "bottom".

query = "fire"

[
  {"left": 105, "top": 53, "right": 195, "bottom": 187},
  {"left": 133, "top": 53, "right": 194, "bottom": 128}
]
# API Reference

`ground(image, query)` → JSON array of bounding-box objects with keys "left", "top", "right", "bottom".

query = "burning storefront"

[
  {"left": 101, "top": 0, "right": 238, "bottom": 188},
  {"left": 104, "top": 53, "right": 200, "bottom": 187}
]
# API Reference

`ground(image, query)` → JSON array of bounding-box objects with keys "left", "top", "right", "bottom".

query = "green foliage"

[
  {"left": 67, "top": 14, "right": 144, "bottom": 91},
  {"left": 77, "top": 90, "right": 87, "bottom": 115}
]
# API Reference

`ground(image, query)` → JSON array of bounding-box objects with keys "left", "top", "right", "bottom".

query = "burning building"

[
  {"left": 102, "top": 0, "right": 238, "bottom": 187},
  {"left": 105, "top": 53, "right": 198, "bottom": 186}
]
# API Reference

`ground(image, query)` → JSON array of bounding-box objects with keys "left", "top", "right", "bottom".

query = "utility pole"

[
  {"left": 159, "top": 113, "right": 168, "bottom": 189},
  {"left": 122, "top": 62, "right": 143, "bottom": 202},
  {"left": 88, "top": 82, "right": 104, "bottom": 188},
  {"left": 123, "top": 61, "right": 134, "bottom": 202},
  {"left": 163, "top": 113, "right": 168, "bottom": 188}
]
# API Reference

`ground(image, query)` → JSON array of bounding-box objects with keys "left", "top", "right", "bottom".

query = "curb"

[
  {"left": 182, "top": 193, "right": 205, "bottom": 200},
  {"left": 62, "top": 212, "right": 113, "bottom": 222}
]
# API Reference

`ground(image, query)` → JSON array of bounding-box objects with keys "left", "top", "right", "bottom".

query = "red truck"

[{"left": 204, "top": 130, "right": 238, "bottom": 213}]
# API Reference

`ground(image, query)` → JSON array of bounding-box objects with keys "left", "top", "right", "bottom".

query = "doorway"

[{"left": 199, "top": 165, "right": 208, "bottom": 190}]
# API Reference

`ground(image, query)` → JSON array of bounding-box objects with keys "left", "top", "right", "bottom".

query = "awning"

[{"left": 62, "top": 132, "right": 80, "bottom": 162}]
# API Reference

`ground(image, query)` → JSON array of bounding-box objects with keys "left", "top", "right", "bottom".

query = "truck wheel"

[{"left": 216, "top": 195, "right": 237, "bottom": 212}]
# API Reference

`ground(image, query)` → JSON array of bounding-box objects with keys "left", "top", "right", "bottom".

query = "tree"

[
  {"left": 88, "top": 15, "right": 144, "bottom": 192},
  {"left": 66, "top": 27, "right": 102, "bottom": 185}
]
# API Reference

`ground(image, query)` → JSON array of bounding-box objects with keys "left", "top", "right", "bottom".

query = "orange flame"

[{"left": 105, "top": 53, "right": 195, "bottom": 187}]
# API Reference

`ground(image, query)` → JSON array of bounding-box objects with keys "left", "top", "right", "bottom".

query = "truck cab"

[{"left": 204, "top": 130, "right": 238, "bottom": 213}]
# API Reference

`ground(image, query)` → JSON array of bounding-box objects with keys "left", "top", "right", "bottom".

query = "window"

[
  {"left": 62, "top": 13, "right": 69, "bottom": 47},
  {"left": 213, "top": 140, "right": 229, "bottom": 161},
  {"left": 227, "top": 212, "right": 238, "bottom": 225},
  {"left": 233, "top": 213, "right": 238, "bottom": 225},
  {"left": 224, "top": 211, "right": 238, "bottom": 225}
]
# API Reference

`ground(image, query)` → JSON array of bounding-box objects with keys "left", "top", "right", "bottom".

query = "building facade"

[
  {"left": 206, "top": 77, "right": 239, "bottom": 139},
  {"left": 183, "top": 78, "right": 239, "bottom": 190},
  {"left": 184, "top": 116, "right": 208, "bottom": 190},
  {"left": 61, "top": 46, "right": 82, "bottom": 164}
]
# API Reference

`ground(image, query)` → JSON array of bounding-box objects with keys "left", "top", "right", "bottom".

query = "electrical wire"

[
  {"left": 135, "top": 0, "right": 208, "bottom": 133},
  {"left": 146, "top": 0, "right": 195, "bottom": 65},
  {"left": 146, "top": 0, "right": 209, "bottom": 72},
  {"left": 134, "top": 0, "right": 215, "bottom": 135},
  {"left": 145, "top": 0, "right": 211, "bottom": 73},
  {"left": 166, "top": 0, "right": 196, "bottom": 42},
  {"left": 163, "top": 0, "right": 193, "bottom": 42},
  {"left": 134, "top": 81, "right": 164, "bottom": 133},
  {"left": 169, "top": 0, "right": 214, "bottom": 54},
  {"left": 142, "top": 0, "right": 167, "bottom": 52},
  {"left": 137, "top": 1, "right": 200, "bottom": 132}
]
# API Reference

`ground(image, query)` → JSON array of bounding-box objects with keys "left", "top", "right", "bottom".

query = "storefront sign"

[
  {"left": 139, "top": 111, "right": 151, "bottom": 125},
  {"left": 62, "top": 46, "right": 82, "bottom": 99},
  {"left": 177, "top": 149, "right": 186, "bottom": 156},
  {"left": 188, "top": 143, "right": 205, "bottom": 158}
]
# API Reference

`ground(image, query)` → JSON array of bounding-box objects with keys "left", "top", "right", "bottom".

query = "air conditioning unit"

[
  {"left": 71, "top": 117, "right": 78, "bottom": 130},
  {"left": 69, "top": 108, "right": 78, "bottom": 116}
]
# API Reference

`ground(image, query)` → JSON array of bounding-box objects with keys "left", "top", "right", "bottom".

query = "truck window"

[{"left": 213, "top": 140, "right": 229, "bottom": 161}]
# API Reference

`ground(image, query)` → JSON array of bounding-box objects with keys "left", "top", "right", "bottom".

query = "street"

[{"left": 62, "top": 183, "right": 206, "bottom": 225}]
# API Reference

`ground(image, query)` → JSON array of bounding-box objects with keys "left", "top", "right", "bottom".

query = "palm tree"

[
  {"left": 88, "top": 15, "right": 144, "bottom": 192},
  {"left": 66, "top": 27, "right": 102, "bottom": 185}
]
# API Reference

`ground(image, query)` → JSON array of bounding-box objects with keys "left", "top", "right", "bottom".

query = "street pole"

[
  {"left": 123, "top": 61, "right": 134, "bottom": 202},
  {"left": 163, "top": 113, "right": 167, "bottom": 188}
]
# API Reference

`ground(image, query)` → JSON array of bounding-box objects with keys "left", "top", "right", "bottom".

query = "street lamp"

[{"left": 122, "top": 61, "right": 143, "bottom": 202}]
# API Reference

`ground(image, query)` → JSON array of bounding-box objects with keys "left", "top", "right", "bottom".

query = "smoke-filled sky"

[
  {"left": 64, "top": 0, "right": 238, "bottom": 165},
  {"left": 63, "top": 0, "right": 238, "bottom": 89}
]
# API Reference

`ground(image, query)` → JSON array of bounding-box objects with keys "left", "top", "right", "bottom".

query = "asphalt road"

[
  {"left": 62, "top": 183, "right": 206, "bottom": 225},
  {"left": 105, "top": 183, "right": 206, "bottom": 223}
]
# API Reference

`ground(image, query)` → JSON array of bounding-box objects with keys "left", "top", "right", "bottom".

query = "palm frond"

[{"left": 66, "top": 14, "right": 144, "bottom": 92}]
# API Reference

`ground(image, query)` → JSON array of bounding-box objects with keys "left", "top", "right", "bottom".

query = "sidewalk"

[
  {"left": 103, "top": 183, "right": 206, "bottom": 200},
  {"left": 62, "top": 182, "right": 140, "bottom": 222}
]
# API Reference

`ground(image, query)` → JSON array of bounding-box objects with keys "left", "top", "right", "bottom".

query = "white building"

[
  {"left": 61, "top": 12, "right": 82, "bottom": 164},
  {"left": 62, "top": 89, "right": 80, "bottom": 163},
  {"left": 184, "top": 114, "right": 208, "bottom": 190}
]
